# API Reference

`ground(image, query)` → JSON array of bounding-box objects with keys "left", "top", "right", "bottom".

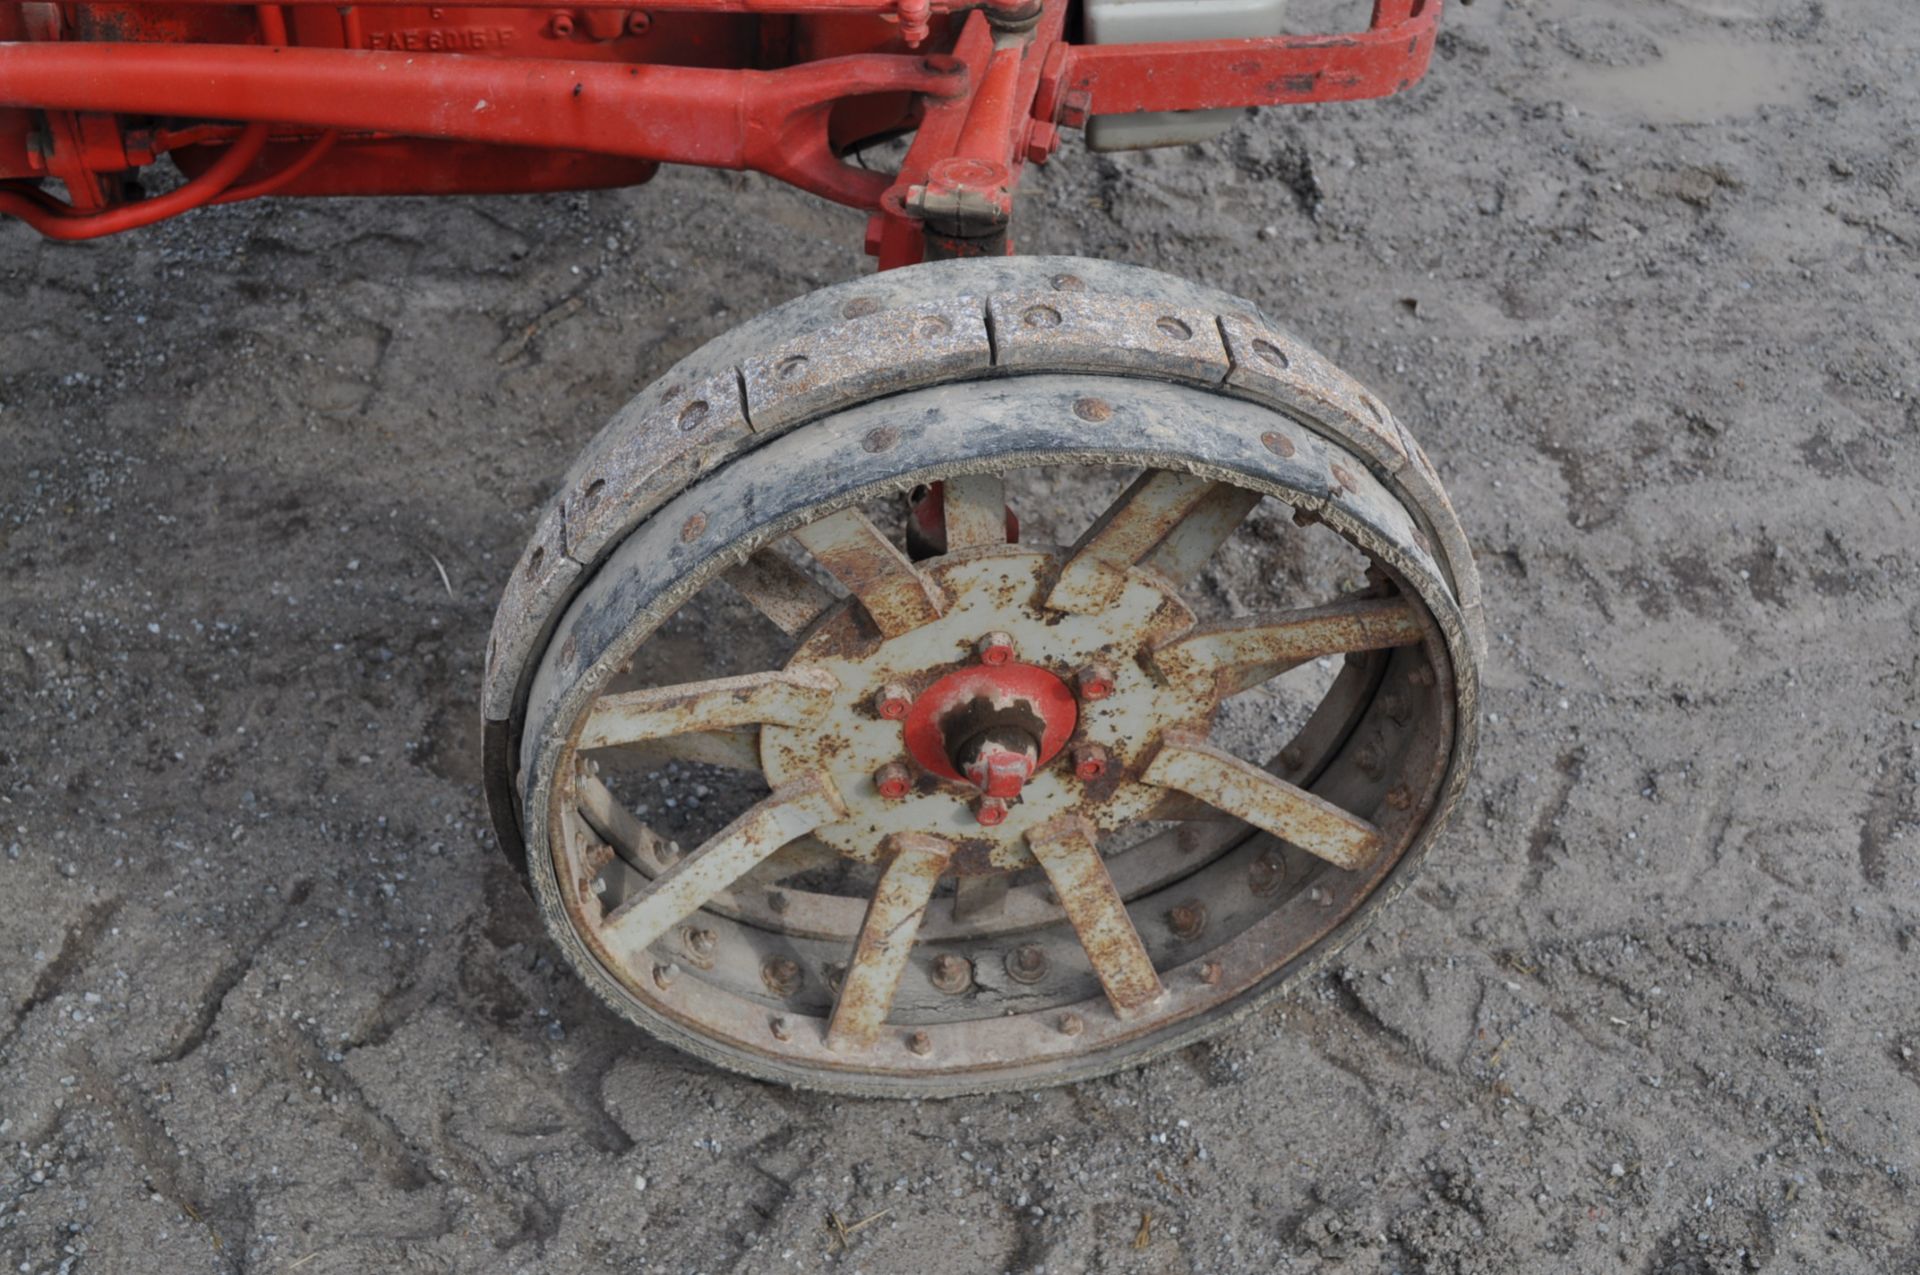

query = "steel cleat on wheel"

[{"left": 482, "top": 255, "right": 1483, "bottom": 1096}]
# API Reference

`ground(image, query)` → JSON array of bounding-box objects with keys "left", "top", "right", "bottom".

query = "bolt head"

[
  {"left": 973, "top": 795, "right": 1010, "bottom": 827},
  {"left": 874, "top": 761, "right": 913, "bottom": 800},
  {"left": 1005, "top": 944, "right": 1049, "bottom": 985},
  {"left": 930, "top": 954, "right": 973, "bottom": 994},
  {"left": 907, "top": 1029, "right": 933, "bottom": 1057},
  {"left": 976, "top": 631, "right": 1016, "bottom": 666},
  {"left": 874, "top": 683, "right": 913, "bottom": 720},
  {"left": 761, "top": 956, "right": 803, "bottom": 998},
  {"left": 1074, "top": 664, "right": 1115, "bottom": 702},
  {"left": 1072, "top": 742, "right": 1109, "bottom": 782}
]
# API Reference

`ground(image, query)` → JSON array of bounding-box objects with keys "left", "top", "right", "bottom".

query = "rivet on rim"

[
  {"left": 682, "top": 926, "right": 718, "bottom": 969},
  {"left": 652, "top": 962, "right": 677, "bottom": 989},
  {"left": 1248, "top": 848, "right": 1288, "bottom": 897},
  {"left": 769, "top": 1015, "right": 793, "bottom": 1042},
  {"left": 1167, "top": 900, "right": 1208, "bottom": 941},
  {"left": 1385, "top": 785, "right": 1412, "bottom": 811},
  {"left": 907, "top": 1029, "right": 933, "bottom": 1056},
  {"left": 1058, "top": 1012, "right": 1084, "bottom": 1037},
  {"left": 1199, "top": 961, "right": 1224, "bottom": 986}
]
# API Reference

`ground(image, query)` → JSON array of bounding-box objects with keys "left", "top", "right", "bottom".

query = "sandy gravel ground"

[{"left": 3, "top": 0, "right": 1918, "bottom": 1271}]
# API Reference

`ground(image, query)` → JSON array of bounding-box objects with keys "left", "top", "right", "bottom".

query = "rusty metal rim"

[{"left": 507, "top": 371, "right": 1478, "bottom": 1095}]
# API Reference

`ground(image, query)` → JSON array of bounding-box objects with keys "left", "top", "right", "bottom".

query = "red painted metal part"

[
  {"left": 901, "top": 663, "right": 1076, "bottom": 784},
  {"left": 0, "top": 0, "right": 1442, "bottom": 264}
]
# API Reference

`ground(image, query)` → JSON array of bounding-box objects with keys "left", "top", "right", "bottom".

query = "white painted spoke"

[
  {"left": 791, "top": 508, "right": 946, "bottom": 637},
  {"left": 1152, "top": 596, "right": 1424, "bottom": 696},
  {"left": 1139, "top": 483, "right": 1263, "bottom": 582},
  {"left": 1025, "top": 814, "right": 1165, "bottom": 1020},
  {"left": 941, "top": 473, "right": 1008, "bottom": 551},
  {"left": 826, "top": 833, "right": 955, "bottom": 1052},
  {"left": 578, "top": 666, "right": 837, "bottom": 750},
  {"left": 1047, "top": 470, "right": 1217, "bottom": 614},
  {"left": 723, "top": 548, "right": 837, "bottom": 637},
  {"left": 599, "top": 773, "right": 848, "bottom": 964},
  {"left": 1142, "top": 732, "right": 1383, "bottom": 871}
]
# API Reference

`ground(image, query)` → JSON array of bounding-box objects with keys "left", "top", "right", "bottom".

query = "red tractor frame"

[{"left": 0, "top": 0, "right": 1436, "bottom": 263}]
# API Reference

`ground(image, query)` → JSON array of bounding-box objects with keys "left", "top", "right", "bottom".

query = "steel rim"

[{"left": 511, "top": 372, "right": 1474, "bottom": 1095}]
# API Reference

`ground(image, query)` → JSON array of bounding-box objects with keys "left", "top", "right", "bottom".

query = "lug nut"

[
  {"left": 1005, "top": 944, "right": 1049, "bottom": 984},
  {"left": 907, "top": 1029, "right": 933, "bottom": 1057},
  {"left": 1074, "top": 663, "right": 1116, "bottom": 701},
  {"left": 761, "top": 956, "right": 803, "bottom": 998},
  {"left": 975, "top": 631, "right": 1016, "bottom": 666},
  {"left": 874, "top": 761, "right": 913, "bottom": 800},
  {"left": 973, "top": 795, "right": 1010, "bottom": 826},
  {"left": 930, "top": 954, "right": 973, "bottom": 994},
  {"left": 1072, "top": 742, "right": 1110, "bottom": 782},
  {"left": 874, "top": 683, "right": 914, "bottom": 719},
  {"left": 1167, "top": 900, "right": 1208, "bottom": 941}
]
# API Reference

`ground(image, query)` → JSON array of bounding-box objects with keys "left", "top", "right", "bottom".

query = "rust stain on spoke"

[
  {"left": 826, "top": 832, "right": 955, "bottom": 1052},
  {"left": 723, "top": 548, "right": 837, "bottom": 637},
  {"left": 1152, "top": 596, "right": 1423, "bottom": 696},
  {"left": 1047, "top": 470, "right": 1217, "bottom": 614},
  {"left": 598, "top": 772, "right": 848, "bottom": 963},
  {"left": 1025, "top": 813, "right": 1165, "bottom": 1020},
  {"left": 792, "top": 508, "right": 946, "bottom": 637},
  {"left": 579, "top": 666, "right": 838, "bottom": 749},
  {"left": 1142, "top": 732, "right": 1383, "bottom": 871}
]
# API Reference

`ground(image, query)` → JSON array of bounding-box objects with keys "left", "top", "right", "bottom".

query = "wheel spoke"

[
  {"left": 1152, "top": 596, "right": 1423, "bottom": 697},
  {"left": 575, "top": 768, "right": 663, "bottom": 874},
  {"left": 723, "top": 548, "right": 836, "bottom": 637},
  {"left": 1025, "top": 813, "right": 1165, "bottom": 1020},
  {"left": 578, "top": 666, "right": 838, "bottom": 750},
  {"left": 941, "top": 473, "right": 1008, "bottom": 552},
  {"left": 1047, "top": 470, "right": 1218, "bottom": 613},
  {"left": 826, "top": 833, "right": 955, "bottom": 1052},
  {"left": 1142, "top": 732, "right": 1383, "bottom": 871},
  {"left": 599, "top": 773, "right": 848, "bottom": 964},
  {"left": 1139, "top": 483, "right": 1263, "bottom": 582},
  {"left": 791, "top": 508, "right": 946, "bottom": 637}
]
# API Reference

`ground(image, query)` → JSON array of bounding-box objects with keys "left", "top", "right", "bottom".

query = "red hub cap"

[{"left": 900, "top": 661, "right": 1078, "bottom": 801}]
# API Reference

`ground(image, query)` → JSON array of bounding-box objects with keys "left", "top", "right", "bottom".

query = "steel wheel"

[{"left": 483, "top": 257, "right": 1482, "bottom": 1095}]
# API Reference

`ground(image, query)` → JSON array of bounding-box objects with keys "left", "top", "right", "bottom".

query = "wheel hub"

[{"left": 759, "top": 547, "right": 1203, "bottom": 869}]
